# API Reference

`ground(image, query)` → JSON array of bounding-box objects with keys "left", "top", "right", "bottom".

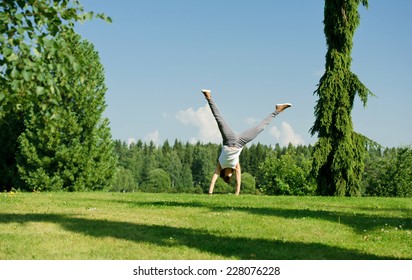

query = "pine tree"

[
  {"left": 191, "top": 143, "right": 214, "bottom": 192},
  {"left": 310, "top": 0, "right": 374, "bottom": 196}
]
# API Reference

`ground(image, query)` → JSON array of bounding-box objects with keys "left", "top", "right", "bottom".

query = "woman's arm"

[
  {"left": 235, "top": 163, "right": 241, "bottom": 195},
  {"left": 208, "top": 163, "right": 222, "bottom": 194}
]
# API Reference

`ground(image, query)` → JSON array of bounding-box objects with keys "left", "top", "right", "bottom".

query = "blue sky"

[{"left": 75, "top": 0, "right": 411, "bottom": 148}]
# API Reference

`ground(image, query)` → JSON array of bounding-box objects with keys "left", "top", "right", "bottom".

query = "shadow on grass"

[
  {"left": 0, "top": 213, "right": 400, "bottom": 260},
  {"left": 125, "top": 200, "right": 412, "bottom": 233}
]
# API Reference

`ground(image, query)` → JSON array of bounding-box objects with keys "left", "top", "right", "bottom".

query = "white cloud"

[
  {"left": 176, "top": 105, "right": 221, "bottom": 144},
  {"left": 189, "top": 137, "right": 198, "bottom": 145},
  {"left": 269, "top": 126, "right": 281, "bottom": 139},
  {"left": 127, "top": 138, "right": 137, "bottom": 146},
  {"left": 269, "top": 121, "right": 305, "bottom": 146},
  {"left": 144, "top": 130, "right": 160, "bottom": 146}
]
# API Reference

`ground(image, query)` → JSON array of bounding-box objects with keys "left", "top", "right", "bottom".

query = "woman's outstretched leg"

[
  {"left": 202, "top": 89, "right": 237, "bottom": 146},
  {"left": 237, "top": 103, "right": 292, "bottom": 147}
]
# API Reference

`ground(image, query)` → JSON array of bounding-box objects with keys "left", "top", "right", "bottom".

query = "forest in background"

[{"left": 111, "top": 139, "right": 412, "bottom": 197}]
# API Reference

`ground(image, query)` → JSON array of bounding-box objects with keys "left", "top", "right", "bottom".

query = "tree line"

[{"left": 111, "top": 139, "right": 412, "bottom": 197}]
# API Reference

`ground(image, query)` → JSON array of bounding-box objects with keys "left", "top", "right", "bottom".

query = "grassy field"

[{"left": 0, "top": 192, "right": 411, "bottom": 260}]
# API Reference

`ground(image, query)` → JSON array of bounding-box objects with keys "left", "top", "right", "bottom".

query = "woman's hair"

[{"left": 220, "top": 168, "right": 234, "bottom": 184}]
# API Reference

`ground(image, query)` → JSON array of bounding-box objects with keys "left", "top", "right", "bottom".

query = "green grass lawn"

[{"left": 0, "top": 192, "right": 411, "bottom": 260}]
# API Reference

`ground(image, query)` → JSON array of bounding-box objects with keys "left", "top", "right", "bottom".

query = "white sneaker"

[
  {"left": 275, "top": 103, "right": 292, "bottom": 112},
  {"left": 201, "top": 89, "right": 211, "bottom": 100}
]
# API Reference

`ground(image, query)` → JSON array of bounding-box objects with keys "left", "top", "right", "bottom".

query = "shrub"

[
  {"left": 259, "top": 151, "right": 316, "bottom": 196},
  {"left": 241, "top": 172, "right": 256, "bottom": 194},
  {"left": 142, "top": 168, "right": 172, "bottom": 193},
  {"left": 111, "top": 166, "right": 138, "bottom": 192}
]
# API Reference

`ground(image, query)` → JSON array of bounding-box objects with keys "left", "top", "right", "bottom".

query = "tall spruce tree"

[
  {"left": 310, "top": 0, "right": 374, "bottom": 196},
  {"left": 16, "top": 33, "right": 117, "bottom": 191}
]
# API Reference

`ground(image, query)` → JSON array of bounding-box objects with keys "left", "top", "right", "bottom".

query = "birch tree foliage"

[{"left": 0, "top": 0, "right": 111, "bottom": 118}]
